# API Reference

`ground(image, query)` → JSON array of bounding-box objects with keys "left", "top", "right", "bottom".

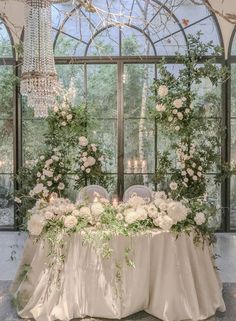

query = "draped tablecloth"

[{"left": 10, "top": 230, "right": 225, "bottom": 321}]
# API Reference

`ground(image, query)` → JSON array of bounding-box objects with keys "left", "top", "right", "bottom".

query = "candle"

[
  {"left": 127, "top": 159, "right": 132, "bottom": 173},
  {"left": 134, "top": 159, "right": 138, "bottom": 173},
  {"left": 0, "top": 160, "right": 3, "bottom": 167},
  {"left": 112, "top": 197, "right": 118, "bottom": 207},
  {"left": 94, "top": 197, "right": 98, "bottom": 203},
  {"left": 142, "top": 160, "right": 147, "bottom": 173}
]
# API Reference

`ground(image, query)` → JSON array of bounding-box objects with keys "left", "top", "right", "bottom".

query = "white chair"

[
  {"left": 123, "top": 185, "right": 152, "bottom": 203},
  {"left": 77, "top": 185, "right": 109, "bottom": 204}
]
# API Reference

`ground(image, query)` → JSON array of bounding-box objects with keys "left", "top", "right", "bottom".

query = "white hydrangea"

[{"left": 153, "top": 215, "right": 173, "bottom": 231}]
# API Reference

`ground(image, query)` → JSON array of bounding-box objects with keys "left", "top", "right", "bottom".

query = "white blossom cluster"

[
  {"left": 176, "top": 142, "right": 203, "bottom": 188},
  {"left": 155, "top": 85, "right": 193, "bottom": 132},
  {"left": 29, "top": 149, "right": 66, "bottom": 199},
  {"left": 78, "top": 136, "right": 104, "bottom": 174}
]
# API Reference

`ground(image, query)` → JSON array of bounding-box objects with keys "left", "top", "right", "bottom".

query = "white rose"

[
  {"left": 64, "top": 215, "right": 77, "bottom": 229},
  {"left": 14, "top": 197, "right": 21, "bottom": 204},
  {"left": 37, "top": 172, "right": 41, "bottom": 178},
  {"left": 27, "top": 214, "right": 45, "bottom": 236},
  {"left": 87, "top": 156, "right": 96, "bottom": 166},
  {"left": 175, "top": 126, "right": 180, "bottom": 131},
  {"left": 86, "top": 168, "right": 91, "bottom": 173},
  {"left": 33, "top": 183, "right": 44, "bottom": 194},
  {"left": 128, "top": 195, "right": 146, "bottom": 208},
  {"left": 61, "top": 111, "right": 66, "bottom": 116},
  {"left": 43, "top": 189, "right": 49, "bottom": 197},
  {"left": 45, "top": 159, "right": 53, "bottom": 167},
  {"left": 197, "top": 171, "right": 202, "bottom": 177},
  {"left": 192, "top": 163, "right": 196, "bottom": 168},
  {"left": 81, "top": 166, "right": 85, "bottom": 171},
  {"left": 52, "top": 155, "right": 59, "bottom": 161},
  {"left": 53, "top": 106, "right": 59, "bottom": 112},
  {"left": 58, "top": 182, "right": 65, "bottom": 190},
  {"left": 156, "top": 103, "right": 166, "bottom": 112},
  {"left": 79, "top": 136, "right": 88, "bottom": 146},
  {"left": 153, "top": 191, "right": 167, "bottom": 200},
  {"left": 187, "top": 168, "right": 194, "bottom": 176},
  {"left": 184, "top": 177, "right": 189, "bottom": 182},
  {"left": 194, "top": 212, "right": 206, "bottom": 225},
  {"left": 173, "top": 99, "right": 183, "bottom": 109},
  {"left": 82, "top": 152, "right": 88, "bottom": 157},
  {"left": 198, "top": 166, "right": 203, "bottom": 171},
  {"left": 158, "top": 85, "right": 168, "bottom": 97},
  {"left": 167, "top": 201, "right": 188, "bottom": 224},
  {"left": 177, "top": 112, "right": 183, "bottom": 120},
  {"left": 84, "top": 161, "right": 89, "bottom": 168},
  {"left": 185, "top": 108, "right": 190, "bottom": 114},
  {"left": 153, "top": 216, "right": 173, "bottom": 231},
  {"left": 40, "top": 155, "right": 45, "bottom": 161},
  {"left": 182, "top": 97, "right": 186, "bottom": 101},
  {"left": 193, "top": 175, "right": 198, "bottom": 181},
  {"left": 61, "top": 121, "right": 67, "bottom": 126},
  {"left": 159, "top": 201, "right": 168, "bottom": 211},
  {"left": 91, "top": 202, "right": 104, "bottom": 216},
  {"left": 172, "top": 109, "right": 178, "bottom": 114},
  {"left": 43, "top": 169, "right": 53, "bottom": 178},
  {"left": 67, "top": 114, "right": 73, "bottom": 121},
  {"left": 169, "top": 182, "right": 178, "bottom": 190},
  {"left": 91, "top": 144, "right": 97, "bottom": 152},
  {"left": 181, "top": 171, "right": 187, "bottom": 176},
  {"left": 168, "top": 116, "right": 173, "bottom": 122}
]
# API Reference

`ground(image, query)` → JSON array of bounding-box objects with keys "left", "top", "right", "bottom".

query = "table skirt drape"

[{"left": 10, "top": 231, "right": 225, "bottom": 321}]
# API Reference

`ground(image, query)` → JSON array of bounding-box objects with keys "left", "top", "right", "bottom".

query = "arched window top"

[
  {"left": 229, "top": 26, "right": 236, "bottom": 56},
  {"left": 52, "top": 0, "right": 222, "bottom": 57},
  {"left": 0, "top": 18, "right": 14, "bottom": 57}
]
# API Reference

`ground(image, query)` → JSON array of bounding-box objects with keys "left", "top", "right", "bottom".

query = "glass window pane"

[
  {"left": 231, "top": 64, "right": 236, "bottom": 117},
  {"left": 22, "top": 120, "right": 48, "bottom": 162},
  {"left": 124, "top": 119, "right": 155, "bottom": 174},
  {"left": 87, "top": 64, "right": 117, "bottom": 118},
  {"left": 0, "top": 21, "right": 13, "bottom": 57},
  {"left": 124, "top": 174, "right": 155, "bottom": 192},
  {"left": 0, "top": 66, "right": 14, "bottom": 119},
  {"left": 87, "top": 119, "right": 117, "bottom": 173},
  {"left": 0, "top": 174, "right": 14, "bottom": 226},
  {"left": 0, "top": 119, "right": 13, "bottom": 173}
]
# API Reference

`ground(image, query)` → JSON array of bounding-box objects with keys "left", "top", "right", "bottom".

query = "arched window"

[
  {"left": 0, "top": 18, "right": 16, "bottom": 228},
  {"left": 20, "top": 0, "right": 226, "bottom": 229}
]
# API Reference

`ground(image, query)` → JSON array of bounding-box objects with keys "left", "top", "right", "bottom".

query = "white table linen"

[{"left": 10, "top": 231, "right": 225, "bottom": 321}]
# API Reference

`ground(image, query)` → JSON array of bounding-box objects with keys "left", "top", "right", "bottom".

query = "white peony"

[
  {"left": 194, "top": 212, "right": 206, "bottom": 225},
  {"left": 79, "top": 136, "right": 88, "bottom": 146},
  {"left": 169, "top": 182, "right": 178, "bottom": 190},
  {"left": 173, "top": 99, "right": 183, "bottom": 109},
  {"left": 153, "top": 216, "right": 173, "bottom": 231},
  {"left": 128, "top": 195, "right": 146, "bottom": 208},
  {"left": 167, "top": 201, "right": 188, "bottom": 224},
  {"left": 158, "top": 85, "right": 168, "bottom": 97},
  {"left": 27, "top": 214, "right": 45, "bottom": 236},
  {"left": 156, "top": 103, "right": 166, "bottom": 112},
  {"left": 64, "top": 215, "right": 77, "bottom": 229},
  {"left": 91, "top": 202, "right": 104, "bottom": 217}
]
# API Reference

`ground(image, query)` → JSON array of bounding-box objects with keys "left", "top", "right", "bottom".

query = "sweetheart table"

[{"left": 10, "top": 230, "right": 225, "bottom": 321}]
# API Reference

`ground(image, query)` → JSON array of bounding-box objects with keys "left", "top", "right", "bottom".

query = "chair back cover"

[
  {"left": 123, "top": 185, "right": 152, "bottom": 203},
  {"left": 77, "top": 185, "right": 109, "bottom": 204}
]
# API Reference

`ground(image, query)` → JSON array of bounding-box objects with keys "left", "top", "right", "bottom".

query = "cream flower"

[
  {"left": 158, "top": 85, "right": 168, "bottom": 97},
  {"left": 169, "top": 182, "right": 178, "bottom": 190},
  {"left": 197, "top": 171, "right": 202, "bottom": 177},
  {"left": 153, "top": 216, "right": 173, "bottom": 230},
  {"left": 136, "top": 206, "right": 148, "bottom": 221},
  {"left": 87, "top": 156, "right": 96, "bottom": 166},
  {"left": 91, "top": 202, "right": 104, "bottom": 217},
  {"left": 147, "top": 204, "right": 158, "bottom": 218},
  {"left": 177, "top": 112, "right": 183, "bottom": 120},
  {"left": 187, "top": 168, "right": 194, "bottom": 176},
  {"left": 86, "top": 168, "right": 91, "bottom": 173},
  {"left": 173, "top": 99, "right": 183, "bottom": 109},
  {"left": 194, "top": 212, "right": 206, "bottom": 225},
  {"left": 72, "top": 209, "right": 80, "bottom": 217},
  {"left": 27, "top": 214, "right": 45, "bottom": 236},
  {"left": 175, "top": 126, "right": 180, "bottom": 131},
  {"left": 44, "top": 211, "right": 54, "bottom": 220},
  {"left": 156, "top": 103, "right": 166, "bottom": 112},
  {"left": 128, "top": 195, "right": 146, "bottom": 208},
  {"left": 172, "top": 109, "right": 178, "bottom": 114},
  {"left": 79, "top": 206, "right": 91, "bottom": 218},
  {"left": 91, "top": 144, "right": 97, "bottom": 152},
  {"left": 116, "top": 213, "right": 124, "bottom": 221},
  {"left": 167, "top": 201, "right": 188, "bottom": 224},
  {"left": 193, "top": 175, "right": 198, "bottom": 181},
  {"left": 33, "top": 183, "right": 44, "bottom": 194},
  {"left": 67, "top": 114, "right": 73, "bottom": 121},
  {"left": 79, "top": 136, "right": 88, "bottom": 146},
  {"left": 124, "top": 209, "right": 139, "bottom": 224},
  {"left": 58, "top": 182, "right": 65, "bottom": 190},
  {"left": 64, "top": 215, "right": 77, "bottom": 229}
]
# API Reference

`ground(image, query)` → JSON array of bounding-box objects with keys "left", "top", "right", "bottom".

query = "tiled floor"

[{"left": 0, "top": 232, "right": 236, "bottom": 321}]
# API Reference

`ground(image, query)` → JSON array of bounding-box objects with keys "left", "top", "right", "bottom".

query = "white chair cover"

[
  {"left": 123, "top": 185, "right": 152, "bottom": 203},
  {"left": 77, "top": 185, "right": 109, "bottom": 204}
]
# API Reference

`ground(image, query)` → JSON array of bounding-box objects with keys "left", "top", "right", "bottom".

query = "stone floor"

[{"left": 0, "top": 232, "right": 236, "bottom": 321}]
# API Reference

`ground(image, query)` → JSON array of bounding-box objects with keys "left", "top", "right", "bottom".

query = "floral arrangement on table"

[
  {"left": 149, "top": 33, "right": 231, "bottom": 230},
  {"left": 15, "top": 81, "right": 111, "bottom": 227}
]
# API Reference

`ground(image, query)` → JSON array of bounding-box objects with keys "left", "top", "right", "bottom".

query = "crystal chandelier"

[{"left": 21, "top": 0, "right": 59, "bottom": 118}]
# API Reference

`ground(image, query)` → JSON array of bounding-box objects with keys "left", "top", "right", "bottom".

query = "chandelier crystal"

[{"left": 21, "top": 0, "right": 59, "bottom": 118}]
